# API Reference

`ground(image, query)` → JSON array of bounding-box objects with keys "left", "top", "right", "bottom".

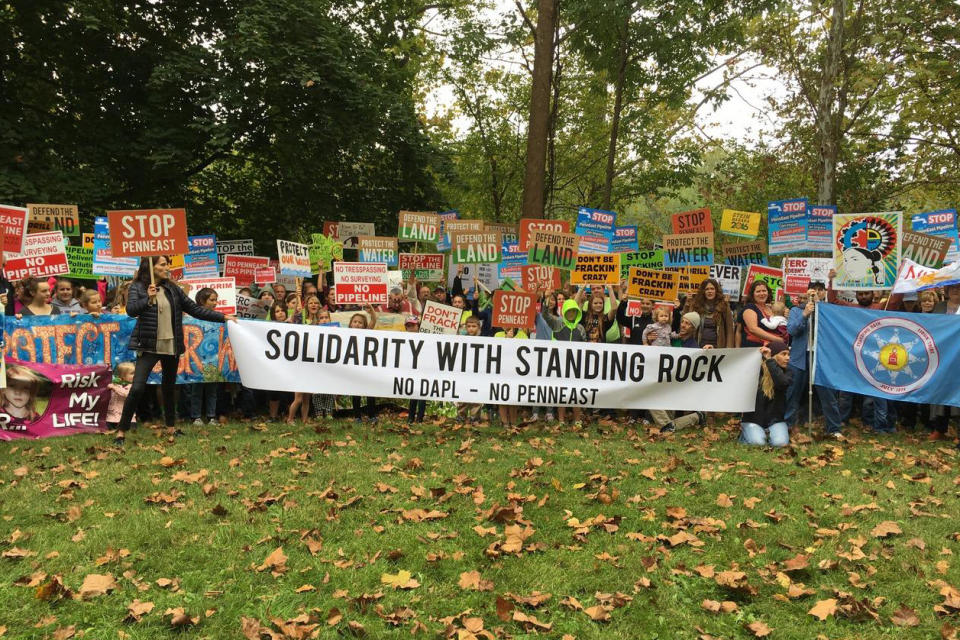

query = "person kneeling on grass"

[{"left": 740, "top": 341, "right": 792, "bottom": 447}]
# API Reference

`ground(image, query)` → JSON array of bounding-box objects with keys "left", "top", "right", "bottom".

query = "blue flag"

[{"left": 814, "top": 304, "right": 960, "bottom": 406}]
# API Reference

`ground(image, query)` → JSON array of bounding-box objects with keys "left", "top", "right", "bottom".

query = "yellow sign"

[
  {"left": 720, "top": 209, "right": 761, "bottom": 238},
  {"left": 570, "top": 253, "right": 620, "bottom": 285}
]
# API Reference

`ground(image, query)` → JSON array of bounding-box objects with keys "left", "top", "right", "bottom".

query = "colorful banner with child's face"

[
  {"left": 0, "top": 359, "right": 111, "bottom": 440},
  {"left": 831, "top": 212, "right": 902, "bottom": 290}
]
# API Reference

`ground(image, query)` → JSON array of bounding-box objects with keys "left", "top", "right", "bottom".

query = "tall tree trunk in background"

[
  {"left": 520, "top": 0, "right": 557, "bottom": 219},
  {"left": 816, "top": 0, "right": 844, "bottom": 205},
  {"left": 601, "top": 18, "right": 630, "bottom": 211},
  {"left": 545, "top": 2, "right": 562, "bottom": 218}
]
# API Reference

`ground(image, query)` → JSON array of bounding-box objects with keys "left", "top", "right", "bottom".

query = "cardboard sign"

[
  {"left": 399, "top": 253, "right": 444, "bottom": 281},
  {"left": 831, "top": 212, "right": 902, "bottom": 290},
  {"left": 671, "top": 208, "right": 712, "bottom": 235},
  {"left": 668, "top": 266, "right": 711, "bottom": 296},
  {"left": 236, "top": 293, "right": 269, "bottom": 319},
  {"left": 0, "top": 204, "right": 29, "bottom": 256},
  {"left": 491, "top": 290, "right": 537, "bottom": 330},
  {"left": 4, "top": 231, "right": 69, "bottom": 281},
  {"left": 398, "top": 211, "right": 439, "bottom": 243},
  {"left": 768, "top": 198, "right": 808, "bottom": 255},
  {"left": 277, "top": 239, "right": 312, "bottom": 276},
  {"left": 444, "top": 220, "right": 484, "bottom": 236},
  {"left": 357, "top": 236, "right": 398, "bottom": 267},
  {"left": 723, "top": 239, "right": 768, "bottom": 266},
  {"left": 663, "top": 232, "right": 714, "bottom": 267},
  {"left": 901, "top": 230, "right": 951, "bottom": 268},
  {"left": 709, "top": 264, "right": 742, "bottom": 302},
  {"left": 254, "top": 266, "right": 277, "bottom": 285},
  {"left": 626, "top": 267, "right": 680, "bottom": 302},
  {"left": 107, "top": 208, "right": 189, "bottom": 257},
  {"left": 451, "top": 231, "right": 501, "bottom": 264},
  {"left": 719, "top": 209, "right": 761, "bottom": 238},
  {"left": 223, "top": 254, "right": 270, "bottom": 288},
  {"left": 309, "top": 233, "right": 342, "bottom": 273},
  {"left": 91, "top": 216, "right": 138, "bottom": 277},
  {"left": 611, "top": 226, "right": 639, "bottom": 253},
  {"left": 782, "top": 257, "right": 832, "bottom": 288},
  {"left": 82, "top": 233, "right": 94, "bottom": 249},
  {"left": 333, "top": 262, "right": 388, "bottom": 305},
  {"left": 484, "top": 222, "right": 519, "bottom": 245},
  {"left": 527, "top": 228, "right": 578, "bottom": 270},
  {"left": 619, "top": 249, "right": 663, "bottom": 278},
  {"left": 64, "top": 246, "right": 95, "bottom": 280},
  {"left": 520, "top": 264, "right": 561, "bottom": 293},
  {"left": 435, "top": 211, "right": 460, "bottom": 252},
  {"left": 184, "top": 234, "right": 219, "bottom": 279},
  {"left": 571, "top": 253, "right": 620, "bottom": 285},
  {"left": 419, "top": 299, "right": 462, "bottom": 335},
  {"left": 519, "top": 219, "right": 571, "bottom": 251},
  {"left": 181, "top": 277, "right": 237, "bottom": 315},
  {"left": 336, "top": 222, "right": 376, "bottom": 249},
  {"left": 743, "top": 265, "right": 785, "bottom": 300},
  {"left": 27, "top": 204, "right": 80, "bottom": 236},
  {"left": 216, "top": 239, "right": 254, "bottom": 271}
]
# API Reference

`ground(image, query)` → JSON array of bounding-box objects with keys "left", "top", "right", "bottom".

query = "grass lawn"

[{"left": 0, "top": 413, "right": 957, "bottom": 639}]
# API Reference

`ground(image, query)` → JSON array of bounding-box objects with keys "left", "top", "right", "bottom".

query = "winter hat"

[
  {"left": 682, "top": 311, "right": 701, "bottom": 330},
  {"left": 768, "top": 340, "right": 789, "bottom": 356}
]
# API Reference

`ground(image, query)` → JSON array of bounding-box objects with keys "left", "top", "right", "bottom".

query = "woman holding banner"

[
  {"left": 740, "top": 342, "right": 792, "bottom": 447},
  {"left": 113, "top": 256, "right": 236, "bottom": 445}
]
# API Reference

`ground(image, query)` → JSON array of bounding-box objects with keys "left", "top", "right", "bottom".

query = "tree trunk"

[
  {"left": 816, "top": 0, "right": 844, "bottom": 205},
  {"left": 520, "top": 0, "right": 557, "bottom": 219},
  {"left": 602, "top": 20, "right": 630, "bottom": 211}
]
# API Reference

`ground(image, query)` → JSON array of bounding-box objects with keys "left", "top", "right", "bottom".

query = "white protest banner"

[
  {"left": 4, "top": 231, "right": 70, "bottom": 281},
  {"left": 783, "top": 257, "right": 832, "bottom": 285},
  {"left": 236, "top": 293, "right": 268, "bottom": 319},
  {"left": 277, "top": 239, "right": 312, "bottom": 277},
  {"left": 216, "top": 239, "right": 254, "bottom": 271},
  {"left": 709, "top": 264, "right": 742, "bottom": 302},
  {"left": 419, "top": 300, "right": 462, "bottom": 335},
  {"left": 333, "top": 262, "right": 388, "bottom": 305},
  {"left": 229, "top": 322, "right": 762, "bottom": 412},
  {"left": 181, "top": 277, "right": 237, "bottom": 315}
]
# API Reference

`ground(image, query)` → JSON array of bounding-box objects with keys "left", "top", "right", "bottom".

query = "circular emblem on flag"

[{"left": 853, "top": 317, "right": 938, "bottom": 394}]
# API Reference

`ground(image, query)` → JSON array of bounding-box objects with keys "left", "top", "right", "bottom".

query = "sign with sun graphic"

[
  {"left": 852, "top": 317, "right": 938, "bottom": 394},
  {"left": 831, "top": 212, "right": 902, "bottom": 290}
]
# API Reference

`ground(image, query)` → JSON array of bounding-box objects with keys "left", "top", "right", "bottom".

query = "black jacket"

[
  {"left": 126, "top": 280, "right": 225, "bottom": 356},
  {"left": 741, "top": 359, "right": 792, "bottom": 427}
]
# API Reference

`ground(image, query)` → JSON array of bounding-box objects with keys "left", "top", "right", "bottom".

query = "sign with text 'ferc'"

[
  {"left": 663, "top": 232, "right": 714, "bottom": 267},
  {"left": 671, "top": 208, "right": 712, "bottom": 235},
  {"left": 626, "top": 267, "right": 679, "bottom": 302},
  {"left": 519, "top": 219, "right": 571, "bottom": 251},
  {"left": 398, "top": 211, "right": 439, "bottom": 243},
  {"left": 452, "top": 231, "right": 501, "bottom": 264},
  {"left": 27, "top": 204, "right": 80, "bottom": 236},
  {"left": 571, "top": 253, "right": 620, "bottom": 286},
  {"left": 107, "top": 209, "right": 189, "bottom": 257},
  {"left": 492, "top": 290, "right": 537, "bottom": 330},
  {"left": 333, "top": 262, "right": 388, "bottom": 305},
  {"left": 520, "top": 264, "right": 561, "bottom": 293},
  {"left": 527, "top": 229, "right": 578, "bottom": 270}
]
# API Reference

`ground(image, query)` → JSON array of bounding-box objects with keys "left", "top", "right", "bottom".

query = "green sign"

[
  {"left": 619, "top": 249, "right": 663, "bottom": 278},
  {"left": 309, "top": 233, "right": 343, "bottom": 272},
  {"left": 64, "top": 246, "right": 94, "bottom": 280}
]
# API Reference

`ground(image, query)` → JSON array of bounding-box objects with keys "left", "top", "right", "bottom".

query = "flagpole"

[{"left": 808, "top": 301, "right": 818, "bottom": 438}]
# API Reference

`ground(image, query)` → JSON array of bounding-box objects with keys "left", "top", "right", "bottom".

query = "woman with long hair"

[
  {"left": 687, "top": 278, "right": 734, "bottom": 348},
  {"left": 740, "top": 342, "right": 793, "bottom": 446},
  {"left": 286, "top": 295, "right": 325, "bottom": 423},
  {"left": 739, "top": 280, "right": 782, "bottom": 348},
  {"left": 15, "top": 278, "right": 59, "bottom": 317},
  {"left": 113, "top": 256, "right": 235, "bottom": 445}
]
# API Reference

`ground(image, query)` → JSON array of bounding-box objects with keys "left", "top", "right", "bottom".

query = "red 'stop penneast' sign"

[{"left": 107, "top": 209, "right": 189, "bottom": 258}]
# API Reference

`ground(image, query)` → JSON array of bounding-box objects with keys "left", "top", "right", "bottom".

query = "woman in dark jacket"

[
  {"left": 114, "top": 256, "right": 235, "bottom": 444},
  {"left": 740, "top": 341, "right": 792, "bottom": 447}
]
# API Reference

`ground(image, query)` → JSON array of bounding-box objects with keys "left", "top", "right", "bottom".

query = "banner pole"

[
  {"left": 148, "top": 256, "right": 156, "bottom": 305},
  {"left": 808, "top": 301, "right": 818, "bottom": 438}
]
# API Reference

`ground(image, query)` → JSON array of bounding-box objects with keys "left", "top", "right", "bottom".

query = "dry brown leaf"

[
  {"left": 716, "top": 493, "right": 733, "bottom": 507},
  {"left": 256, "top": 547, "right": 288, "bottom": 576},
  {"left": 808, "top": 598, "right": 838, "bottom": 621},
  {"left": 124, "top": 599, "right": 155, "bottom": 623},
  {"left": 164, "top": 607, "right": 199, "bottom": 628},
  {"left": 745, "top": 621, "right": 772, "bottom": 637},
  {"left": 584, "top": 605, "right": 611, "bottom": 622},
  {"left": 891, "top": 604, "right": 920, "bottom": 627},
  {"left": 458, "top": 571, "right": 494, "bottom": 592},
  {"left": 79, "top": 573, "right": 116, "bottom": 599},
  {"left": 870, "top": 521, "right": 902, "bottom": 538},
  {"left": 495, "top": 596, "right": 515, "bottom": 622},
  {"left": 35, "top": 575, "right": 72, "bottom": 602},
  {"left": 512, "top": 611, "right": 552, "bottom": 631}
]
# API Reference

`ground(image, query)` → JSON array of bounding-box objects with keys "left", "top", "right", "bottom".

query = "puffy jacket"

[
  {"left": 741, "top": 359, "right": 792, "bottom": 427},
  {"left": 126, "top": 280, "right": 225, "bottom": 356},
  {"left": 542, "top": 299, "right": 586, "bottom": 342}
]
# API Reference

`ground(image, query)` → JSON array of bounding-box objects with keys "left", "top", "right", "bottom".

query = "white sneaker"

[
  {"left": 531, "top": 411, "right": 540, "bottom": 421},
  {"left": 208, "top": 418, "right": 218, "bottom": 426},
  {"left": 545, "top": 412, "right": 555, "bottom": 422},
  {"left": 830, "top": 432, "right": 844, "bottom": 440},
  {"left": 192, "top": 418, "right": 203, "bottom": 426}
]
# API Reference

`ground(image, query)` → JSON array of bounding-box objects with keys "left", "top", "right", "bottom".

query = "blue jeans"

[
  {"left": 740, "top": 421, "right": 790, "bottom": 447},
  {"left": 189, "top": 383, "right": 217, "bottom": 420},
  {"left": 863, "top": 396, "right": 893, "bottom": 432},
  {"left": 785, "top": 363, "right": 843, "bottom": 434}
]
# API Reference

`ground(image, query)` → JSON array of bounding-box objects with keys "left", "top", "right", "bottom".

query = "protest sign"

[
  {"left": 784, "top": 274, "right": 811, "bottom": 296},
  {"left": 492, "top": 290, "right": 537, "bottom": 330},
  {"left": 223, "top": 254, "right": 270, "bottom": 287},
  {"left": 831, "top": 212, "right": 902, "bottom": 290},
  {"left": 671, "top": 208, "right": 712, "bottom": 234},
  {"left": 445, "top": 220, "right": 485, "bottom": 236},
  {"left": 107, "top": 208, "right": 189, "bottom": 257},
  {"left": 0, "top": 204, "right": 29, "bottom": 256},
  {"left": 767, "top": 198, "right": 808, "bottom": 255},
  {"left": 451, "top": 231, "right": 501, "bottom": 264},
  {"left": 435, "top": 210, "right": 460, "bottom": 252},
  {"left": 624, "top": 299, "right": 645, "bottom": 317},
  {"left": 611, "top": 226, "right": 638, "bottom": 253},
  {"left": 527, "top": 228, "right": 578, "bottom": 270},
  {"left": 92, "top": 216, "right": 138, "bottom": 277},
  {"left": 181, "top": 277, "right": 237, "bottom": 315},
  {"left": 485, "top": 222, "right": 519, "bottom": 245},
  {"left": 64, "top": 246, "right": 94, "bottom": 280},
  {"left": 519, "top": 218, "right": 571, "bottom": 251},
  {"left": 236, "top": 293, "right": 269, "bottom": 319},
  {"left": 230, "top": 322, "right": 762, "bottom": 411},
  {"left": 719, "top": 209, "right": 761, "bottom": 238},
  {"left": 709, "top": 264, "right": 742, "bottom": 302},
  {"left": 167, "top": 254, "right": 186, "bottom": 281},
  {"left": 276, "top": 239, "right": 312, "bottom": 276},
  {"left": 807, "top": 204, "right": 835, "bottom": 252},
  {"left": 577, "top": 234, "right": 611, "bottom": 254},
  {"left": 783, "top": 257, "right": 832, "bottom": 289},
  {"left": 619, "top": 249, "right": 663, "bottom": 278},
  {"left": 664, "top": 267, "right": 710, "bottom": 296},
  {"left": 399, "top": 253, "right": 444, "bottom": 281},
  {"left": 743, "top": 265, "right": 784, "bottom": 300},
  {"left": 576, "top": 206, "right": 616, "bottom": 236},
  {"left": 183, "top": 235, "right": 219, "bottom": 279},
  {"left": 323, "top": 221, "right": 339, "bottom": 238},
  {"left": 723, "top": 239, "right": 768, "bottom": 266},
  {"left": 27, "top": 204, "right": 79, "bottom": 236},
  {"left": 216, "top": 239, "right": 254, "bottom": 271},
  {"left": 4, "top": 231, "right": 69, "bottom": 281},
  {"left": 912, "top": 209, "right": 960, "bottom": 264},
  {"left": 333, "top": 262, "right": 388, "bottom": 305},
  {"left": 626, "top": 268, "right": 680, "bottom": 302},
  {"left": 309, "top": 233, "right": 342, "bottom": 273},
  {"left": 254, "top": 267, "right": 277, "bottom": 285},
  {"left": 521, "top": 264, "right": 561, "bottom": 293},
  {"left": 498, "top": 242, "right": 526, "bottom": 283},
  {"left": 398, "top": 211, "right": 440, "bottom": 243},
  {"left": 663, "top": 232, "right": 714, "bottom": 267},
  {"left": 446, "top": 259, "right": 499, "bottom": 298},
  {"left": 419, "top": 300, "right": 462, "bottom": 335},
  {"left": 82, "top": 233, "right": 94, "bottom": 249},
  {"left": 571, "top": 254, "right": 620, "bottom": 286},
  {"left": 357, "top": 236, "right": 398, "bottom": 267},
  {"left": 337, "top": 222, "right": 376, "bottom": 249},
  {"left": 901, "top": 230, "right": 951, "bottom": 268}
]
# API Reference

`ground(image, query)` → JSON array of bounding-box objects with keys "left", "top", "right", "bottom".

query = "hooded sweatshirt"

[{"left": 541, "top": 299, "right": 587, "bottom": 342}]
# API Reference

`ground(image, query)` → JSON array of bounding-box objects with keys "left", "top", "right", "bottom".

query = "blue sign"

[
  {"left": 498, "top": 242, "right": 526, "bottom": 282},
  {"left": 611, "top": 226, "right": 639, "bottom": 253},
  {"left": 912, "top": 209, "right": 960, "bottom": 264},
  {"left": 575, "top": 207, "right": 616, "bottom": 240},
  {"left": 436, "top": 210, "right": 460, "bottom": 252},
  {"left": 806, "top": 204, "right": 835, "bottom": 253},
  {"left": 768, "top": 198, "right": 808, "bottom": 255},
  {"left": 92, "top": 217, "right": 139, "bottom": 277},
  {"left": 185, "top": 234, "right": 219, "bottom": 278}
]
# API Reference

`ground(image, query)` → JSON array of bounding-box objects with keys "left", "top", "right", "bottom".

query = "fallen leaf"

[
  {"left": 457, "top": 571, "right": 493, "bottom": 592},
  {"left": 745, "top": 620, "right": 772, "bottom": 637},
  {"left": 584, "top": 605, "right": 611, "bottom": 622},
  {"left": 79, "top": 573, "right": 116, "bottom": 599},
  {"left": 808, "top": 598, "right": 837, "bottom": 621},
  {"left": 125, "top": 600, "right": 155, "bottom": 622},
  {"left": 891, "top": 604, "right": 920, "bottom": 627},
  {"left": 380, "top": 570, "right": 419, "bottom": 590},
  {"left": 871, "top": 521, "right": 902, "bottom": 538},
  {"left": 164, "top": 607, "right": 199, "bottom": 628},
  {"left": 256, "top": 547, "right": 288, "bottom": 576}
]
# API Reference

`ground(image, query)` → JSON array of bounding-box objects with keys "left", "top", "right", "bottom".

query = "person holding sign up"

[{"left": 113, "top": 256, "right": 236, "bottom": 445}]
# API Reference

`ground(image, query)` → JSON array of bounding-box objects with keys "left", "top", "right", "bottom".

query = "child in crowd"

[
  {"left": 541, "top": 299, "right": 586, "bottom": 426},
  {"left": 405, "top": 316, "right": 427, "bottom": 424},
  {"left": 350, "top": 305, "right": 379, "bottom": 421},
  {"left": 2, "top": 365, "right": 42, "bottom": 428},
  {"left": 106, "top": 362, "right": 136, "bottom": 429},
  {"left": 641, "top": 306, "right": 674, "bottom": 347},
  {"left": 79, "top": 289, "right": 103, "bottom": 316},
  {"left": 494, "top": 326, "right": 526, "bottom": 428},
  {"left": 190, "top": 288, "right": 220, "bottom": 426},
  {"left": 761, "top": 301, "right": 790, "bottom": 345},
  {"left": 457, "top": 316, "right": 485, "bottom": 424}
]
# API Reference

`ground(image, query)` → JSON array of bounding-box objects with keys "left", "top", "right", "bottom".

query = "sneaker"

[
  {"left": 545, "top": 412, "right": 555, "bottom": 422},
  {"left": 192, "top": 418, "right": 204, "bottom": 426},
  {"left": 659, "top": 423, "right": 675, "bottom": 434},
  {"left": 113, "top": 436, "right": 125, "bottom": 446},
  {"left": 830, "top": 432, "right": 844, "bottom": 440},
  {"left": 927, "top": 431, "right": 944, "bottom": 441},
  {"left": 208, "top": 418, "right": 218, "bottom": 426},
  {"left": 696, "top": 411, "right": 707, "bottom": 426}
]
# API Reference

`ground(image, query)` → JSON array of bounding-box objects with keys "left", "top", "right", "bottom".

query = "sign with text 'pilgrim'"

[
  {"left": 452, "top": 231, "right": 501, "bottom": 264},
  {"left": 663, "top": 232, "right": 714, "bottom": 267},
  {"left": 571, "top": 253, "right": 620, "bottom": 286},
  {"left": 181, "top": 277, "right": 237, "bottom": 315},
  {"left": 419, "top": 300, "right": 462, "bottom": 335},
  {"left": 107, "top": 209, "right": 189, "bottom": 257},
  {"left": 27, "top": 204, "right": 80, "bottom": 236},
  {"left": 277, "top": 239, "right": 312, "bottom": 277},
  {"left": 492, "top": 290, "right": 537, "bottom": 330},
  {"left": 333, "top": 262, "right": 388, "bottom": 305},
  {"left": 527, "top": 228, "right": 578, "bottom": 270},
  {"left": 229, "top": 322, "right": 762, "bottom": 411},
  {"left": 4, "top": 231, "right": 69, "bottom": 281},
  {"left": 398, "top": 211, "right": 439, "bottom": 243},
  {"left": 671, "top": 208, "right": 712, "bottom": 235},
  {"left": 519, "top": 218, "right": 570, "bottom": 251},
  {"left": 626, "top": 267, "right": 679, "bottom": 302},
  {"left": 521, "top": 264, "right": 561, "bottom": 293}
]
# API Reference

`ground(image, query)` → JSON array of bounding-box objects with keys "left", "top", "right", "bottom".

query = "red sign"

[
  {"left": 333, "top": 262, "right": 389, "bottom": 305},
  {"left": 671, "top": 207, "right": 713, "bottom": 234},
  {"left": 4, "top": 231, "right": 69, "bottom": 281},
  {"left": 520, "top": 264, "right": 561, "bottom": 293},
  {"left": 323, "top": 221, "right": 339, "bottom": 238},
  {"left": 223, "top": 254, "right": 270, "bottom": 287},
  {"left": 254, "top": 267, "right": 277, "bottom": 285},
  {"left": 784, "top": 275, "right": 811, "bottom": 296},
  {"left": 0, "top": 204, "right": 28, "bottom": 255},
  {"left": 519, "top": 219, "right": 571, "bottom": 251},
  {"left": 107, "top": 209, "right": 189, "bottom": 257},
  {"left": 492, "top": 290, "right": 537, "bottom": 330},
  {"left": 624, "top": 299, "right": 644, "bottom": 317}
]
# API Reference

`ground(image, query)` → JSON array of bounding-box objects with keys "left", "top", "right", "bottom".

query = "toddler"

[
  {"left": 761, "top": 301, "right": 790, "bottom": 344},
  {"left": 641, "top": 306, "right": 674, "bottom": 347},
  {"left": 106, "top": 362, "right": 136, "bottom": 429}
]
